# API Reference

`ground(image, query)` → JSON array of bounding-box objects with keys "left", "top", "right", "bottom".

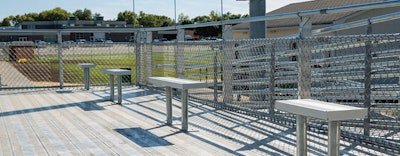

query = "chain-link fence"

[
  {"left": 0, "top": 41, "right": 136, "bottom": 90},
  {"left": 0, "top": 32, "right": 399, "bottom": 150},
  {"left": 142, "top": 34, "right": 400, "bottom": 149}
]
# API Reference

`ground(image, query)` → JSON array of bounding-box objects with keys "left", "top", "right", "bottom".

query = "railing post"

[
  {"left": 177, "top": 29, "right": 185, "bottom": 79},
  {"left": 0, "top": 74, "right": 2, "bottom": 91},
  {"left": 296, "top": 115, "right": 307, "bottom": 156},
  {"left": 57, "top": 31, "right": 64, "bottom": 89},
  {"left": 364, "top": 20, "right": 373, "bottom": 136},
  {"left": 146, "top": 31, "right": 153, "bottom": 79},
  {"left": 222, "top": 25, "right": 234, "bottom": 104},
  {"left": 269, "top": 43, "right": 276, "bottom": 115},
  {"left": 298, "top": 16, "right": 312, "bottom": 99},
  {"left": 213, "top": 50, "right": 219, "bottom": 104},
  {"left": 328, "top": 121, "right": 341, "bottom": 156},
  {"left": 135, "top": 31, "right": 141, "bottom": 86},
  {"left": 297, "top": 15, "right": 312, "bottom": 156}
]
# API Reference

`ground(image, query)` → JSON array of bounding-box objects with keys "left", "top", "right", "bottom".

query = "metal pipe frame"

[
  {"left": 328, "top": 121, "right": 341, "bottom": 156},
  {"left": 57, "top": 31, "right": 64, "bottom": 89},
  {"left": 296, "top": 115, "right": 307, "bottom": 156},
  {"left": 181, "top": 89, "right": 189, "bottom": 132},
  {"left": 0, "top": 1, "right": 398, "bottom": 34},
  {"left": 166, "top": 86, "right": 173, "bottom": 125},
  {"left": 117, "top": 75, "right": 123, "bottom": 104},
  {"left": 110, "top": 74, "right": 114, "bottom": 102},
  {"left": 84, "top": 68, "right": 90, "bottom": 90}
]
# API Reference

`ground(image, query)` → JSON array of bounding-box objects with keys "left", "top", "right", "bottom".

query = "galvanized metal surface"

[{"left": 0, "top": 88, "right": 397, "bottom": 155}]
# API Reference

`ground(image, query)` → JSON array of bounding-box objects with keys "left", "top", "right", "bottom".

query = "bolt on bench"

[
  {"left": 148, "top": 77, "right": 209, "bottom": 132},
  {"left": 101, "top": 68, "right": 132, "bottom": 104},
  {"left": 276, "top": 99, "right": 368, "bottom": 156}
]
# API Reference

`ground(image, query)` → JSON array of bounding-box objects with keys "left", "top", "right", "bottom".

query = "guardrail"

[
  {"left": 0, "top": 33, "right": 399, "bottom": 150},
  {"left": 0, "top": 0, "right": 400, "bottom": 150}
]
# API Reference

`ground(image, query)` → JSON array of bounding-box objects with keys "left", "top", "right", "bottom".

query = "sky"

[{"left": 0, "top": 0, "right": 310, "bottom": 20}]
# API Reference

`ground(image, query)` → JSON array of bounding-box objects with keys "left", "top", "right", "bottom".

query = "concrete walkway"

[{"left": 0, "top": 61, "right": 32, "bottom": 87}]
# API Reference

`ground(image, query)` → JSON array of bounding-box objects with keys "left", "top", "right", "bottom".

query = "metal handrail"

[{"left": 0, "top": 0, "right": 399, "bottom": 34}]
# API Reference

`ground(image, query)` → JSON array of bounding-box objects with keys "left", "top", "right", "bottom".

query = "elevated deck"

[{"left": 0, "top": 88, "right": 396, "bottom": 155}]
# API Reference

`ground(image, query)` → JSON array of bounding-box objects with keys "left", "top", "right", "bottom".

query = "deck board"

[{"left": 0, "top": 88, "right": 398, "bottom": 155}]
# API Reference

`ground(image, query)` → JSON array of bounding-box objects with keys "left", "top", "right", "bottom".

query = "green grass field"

[{"left": 10, "top": 48, "right": 221, "bottom": 85}]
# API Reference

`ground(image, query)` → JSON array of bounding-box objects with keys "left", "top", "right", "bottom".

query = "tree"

[
  {"left": 1, "top": 17, "right": 11, "bottom": 26},
  {"left": 23, "top": 13, "right": 39, "bottom": 21},
  {"left": 117, "top": 10, "right": 137, "bottom": 25},
  {"left": 94, "top": 13, "right": 102, "bottom": 17},
  {"left": 209, "top": 10, "right": 219, "bottom": 22},
  {"left": 38, "top": 7, "right": 72, "bottom": 21},
  {"left": 192, "top": 11, "right": 246, "bottom": 38},
  {"left": 178, "top": 13, "right": 192, "bottom": 25},
  {"left": 73, "top": 8, "right": 93, "bottom": 20},
  {"left": 158, "top": 16, "right": 174, "bottom": 27},
  {"left": 138, "top": 11, "right": 173, "bottom": 27},
  {"left": 192, "top": 15, "right": 211, "bottom": 23}
]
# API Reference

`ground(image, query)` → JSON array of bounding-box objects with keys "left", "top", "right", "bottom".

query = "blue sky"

[{"left": 0, "top": 0, "right": 309, "bottom": 20}]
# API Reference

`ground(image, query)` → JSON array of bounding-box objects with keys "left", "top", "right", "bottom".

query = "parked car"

[
  {"left": 76, "top": 39, "right": 86, "bottom": 44},
  {"left": 34, "top": 40, "right": 50, "bottom": 48}
]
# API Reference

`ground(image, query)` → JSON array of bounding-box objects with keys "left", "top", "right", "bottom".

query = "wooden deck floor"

[{"left": 0, "top": 87, "right": 397, "bottom": 155}]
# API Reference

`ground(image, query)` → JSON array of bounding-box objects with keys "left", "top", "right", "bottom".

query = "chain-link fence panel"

[
  {"left": 182, "top": 41, "right": 223, "bottom": 106},
  {"left": 0, "top": 42, "right": 60, "bottom": 90},
  {"left": 1, "top": 31, "right": 399, "bottom": 150},
  {"left": 293, "top": 35, "right": 400, "bottom": 145},
  {"left": 0, "top": 41, "right": 136, "bottom": 91},
  {"left": 153, "top": 34, "right": 400, "bottom": 149},
  {"left": 142, "top": 42, "right": 177, "bottom": 85},
  {"left": 62, "top": 42, "right": 136, "bottom": 89},
  {"left": 151, "top": 42, "right": 176, "bottom": 77}
]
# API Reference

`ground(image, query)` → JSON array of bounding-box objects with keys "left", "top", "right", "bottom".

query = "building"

[
  {"left": 0, "top": 16, "right": 131, "bottom": 43},
  {"left": 0, "top": 16, "right": 195, "bottom": 43},
  {"left": 232, "top": 0, "right": 400, "bottom": 39}
]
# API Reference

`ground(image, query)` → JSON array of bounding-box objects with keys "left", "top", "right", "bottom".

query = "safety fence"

[{"left": 0, "top": 33, "right": 399, "bottom": 150}]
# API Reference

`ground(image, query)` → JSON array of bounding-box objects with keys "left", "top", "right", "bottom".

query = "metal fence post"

[
  {"left": 297, "top": 15, "right": 312, "bottom": 156},
  {"left": 364, "top": 20, "right": 373, "bottom": 136},
  {"left": 146, "top": 31, "right": 153, "bottom": 79},
  {"left": 177, "top": 29, "right": 185, "bottom": 79},
  {"left": 57, "top": 31, "right": 64, "bottom": 89},
  {"left": 135, "top": 31, "right": 141, "bottom": 86},
  {"left": 269, "top": 43, "right": 276, "bottom": 115},
  {"left": 222, "top": 25, "right": 234, "bottom": 104},
  {"left": 213, "top": 49, "right": 219, "bottom": 104},
  {"left": 220, "top": 25, "right": 233, "bottom": 104},
  {"left": 298, "top": 16, "right": 312, "bottom": 99}
]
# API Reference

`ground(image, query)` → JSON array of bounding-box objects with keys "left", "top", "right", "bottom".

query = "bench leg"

[
  {"left": 166, "top": 86, "right": 173, "bottom": 125},
  {"left": 84, "top": 68, "right": 90, "bottom": 90},
  {"left": 181, "top": 89, "right": 188, "bottom": 132},
  {"left": 110, "top": 75, "right": 114, "bottom": 102},
  {"left": 296, "top": 115, "right": 307, "bottom": 156},
  {"left": 328, "top": 121, "right": 340, "bottom": 156},
  {"left": 117, "top": 75, "right": 122, "bottom": 104}
]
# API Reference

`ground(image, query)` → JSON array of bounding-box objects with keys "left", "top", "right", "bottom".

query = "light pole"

[
  {"left": 174, "top": 0, "right": 177, "bottom": 25},
  {"left": 133, "top": 0, "right": 135, "bottom": 28},
  {"left": 221, "top": 0, "right": 224, "bottom": 38},
  {"left": 236, "top": 0, "right": 266, "bottom": 39}
]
